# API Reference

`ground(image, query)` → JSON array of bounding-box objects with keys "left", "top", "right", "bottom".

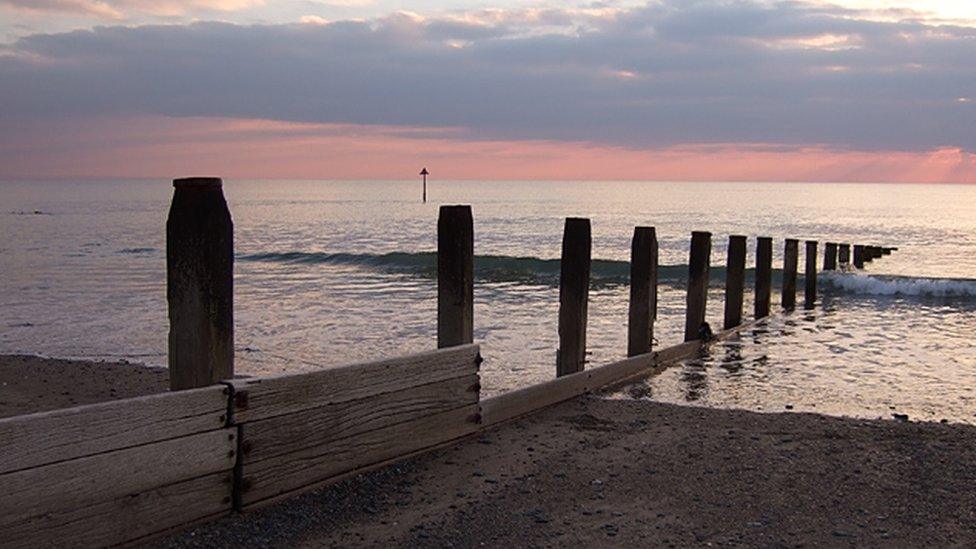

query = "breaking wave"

[{"left": 821, "top": 272, "right": 976, "bottom": 298}]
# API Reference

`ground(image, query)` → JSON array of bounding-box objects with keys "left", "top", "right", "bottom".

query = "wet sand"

[
  {"left": 0, "top": 354, "right": 168, "bottom": 418},
  {"left": 164, "top": 394, "right": 976, "bottom": 547}
]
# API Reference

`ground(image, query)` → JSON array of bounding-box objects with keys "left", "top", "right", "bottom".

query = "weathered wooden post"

[
  {"left": 782, "top": 239, "right": 799, "bottom": 310},
  {"left": 824, "top": 242, "right": 838, "bottom": 271},
  {"left": 853, "top": 245, "right": 865, "bottom": 268},
  {"left": 438, "top": 205, "right": 474, "bottom": 348},
  {"left": 167, "top": 177, "right": 234, "bottom": 391},
  {"left": 805, "top": 240, "right": 817, "bottom": 309},
  {"left": 684, "top": 231, "right": 712, "bottom": 342},
  {"left": 557, "top": 218, "right": 591, "bottom": 376},
  {"left": 864, "top": 245, "right": 875, "bottom": 263},
  {"left": 627, "top": 227, "right": 658, "bottom": 357},
  {"left": 723, "top": 235, "right": 747, "bottom": 330},
  {"left": 755, "top": 237, "right": 772, "bottom": 319},
  {"left": 839, "top": 243, "right": 851, "bottom": 267}
]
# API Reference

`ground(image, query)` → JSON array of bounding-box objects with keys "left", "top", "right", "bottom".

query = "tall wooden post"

[
  {"left": 805, "top": 240, "right": 817, "bottom": 309},
  {"left": 824, "top": 242, "right": 838, "bottom": 271},
  {"left": 839, "top": 244, "right": 851, "bottom": 267},
  {"left": 627, "top": 227, "right": 658, "bottom": 357},
  {"left": 754, "top": 237, "right": 772, "bottom": 319},
  {"left": 167, "top": 177, "right": 234, "bottom": 391},
  {"left": 684, "top": 231, "right": 712, "bottom": 342},
  {"left": 782, "top": 239, "right": 798, "bottom": 310},
  {"left": 723, "top": 235, "right": 747, "bottom": 330},
  {"left": 853, "top": 245, "right": 865, "bottom": 268},
  {"left": 557, "top": 218, "right": 591, "bottom": 376},
  {"left": 438, "top": 205, "right": 474, "bottom": 348}
]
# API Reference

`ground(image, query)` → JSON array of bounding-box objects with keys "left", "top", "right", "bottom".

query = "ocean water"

[{"left": 2, "top": 180, "right": 975, "bottom": 423}]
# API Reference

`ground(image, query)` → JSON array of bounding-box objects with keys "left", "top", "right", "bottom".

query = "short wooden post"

[
  {"left": 782, "top": 239, "right": 798, "bottom": 310},
  {"left": 804, "top": 240, "right": 817, "bottom": 309},
  {"left": 167, "top": 177, "right": 234, "bottom": 391},
  {"left": 754, "top": 237, "right": 772, "bottom": 319},
  {"left": 864, "top": 245, "right": 875, "bottom": 262},
  {"left": 824, "top": 242, "right": 838, "bottom": 271},
  {"left": 723, "top": 235, "right": 747, "bottom": 330},
  {"left": 557, "top": 218, "right": 591, "bottom": 376},
  {"left": 839, "top": 243, "right": 851, "bottom": 267},
  {"left": 438, "top": 205, "right": 474, "bottom": 348},
  {"left": 853, "top": 245, "right": 865, "bottom": 268},
  {"left": 684, "top": 231, "right": 711, "bottom": 342},
  {"left": 627, "top": 227, "right": 658, "bottom": 357}
]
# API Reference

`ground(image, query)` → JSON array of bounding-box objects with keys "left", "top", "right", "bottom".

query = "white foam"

[{"left": 821, "top": 272, "right": 976, "bottom": 298}]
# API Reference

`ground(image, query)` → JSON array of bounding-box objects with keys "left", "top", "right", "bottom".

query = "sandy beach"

[
  {"left": 160, "top": 394, "right": 976, "bottom": 547},
  {"left": 3, "top": 354, "right": 975, "bottom": 546},
  {"left": 0, "top": 354, "right": 168, "bottom": 418}
]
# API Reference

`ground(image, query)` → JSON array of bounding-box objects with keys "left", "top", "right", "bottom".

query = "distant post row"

[{"left": 163, "top": 180, "right": 897, "bottom": 390}]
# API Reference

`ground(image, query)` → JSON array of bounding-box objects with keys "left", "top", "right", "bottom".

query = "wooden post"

[
  {"left": 754, "top": 237, "right": 772, "bottom": 319},
  {"left": 557, "top": 218, "right": 591, "bottom": 376},
  {"left": 723, "top": 235, "right": 747, "bottom": 330},
  {"left": 438, "top": 205, "right": 474, "bottom": 348},
  {"left": 864, "top": 245, "right": 875, "bottom": 262},
  {"left": 167, "top": 177, "right": 234, "bottom": 391},
  {"left": 627, "top": 227, "right": 658, "bottom": 357},
  {"left": 805, "top": 240, "right": 817, "bottom": 309},
  {"left": 838, "top": 243, "right": 851, "bottom": 267},
  {"left": 782, "top": 239, "right": 798, "bottom": 310},
  {"left": 824, "top": 242, "right": 838, "bottom": 271},
  {"left": 684, "top": 231, "right": 711, "bottom": 342},
  {"left": 853, "top": 245, "right": 865, "bottom": 268}
]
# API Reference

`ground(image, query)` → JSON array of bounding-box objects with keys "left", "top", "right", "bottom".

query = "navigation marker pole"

[{"left": 420, "top": 167, "right": 429, "bottom": 203}]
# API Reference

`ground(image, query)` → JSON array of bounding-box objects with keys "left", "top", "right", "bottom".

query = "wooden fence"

[{"left": 0, "top": 177, "right": 897, "bottom": 547}]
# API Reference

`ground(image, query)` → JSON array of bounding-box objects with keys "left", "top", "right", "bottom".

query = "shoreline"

[{"left": 0, "top": 354, "right": 168, "bottom": 419}]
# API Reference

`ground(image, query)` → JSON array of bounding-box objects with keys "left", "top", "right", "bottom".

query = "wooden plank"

[
  {"left": 167, "top": 177, "right": 234, "bottom": 390},
  {"left": 723, "top": 235, "right": 747, "bottom": 329},
  {"left": 0, "top": 472, "right": 231, "bottom": 549},
  {"left": 0, "top": 427, "right": 236, "bottom": 528},
  {"left": 782, "top": 238, "right": 798, "bottom": 310},
  {"left": 243, "top": 375, "right": 479, "bottom": 464},
  {"left": 684, "top": 231, "right": 712, "bottom": 342},
  {"left": 557, "top": 217, "right": 591, "bottom": 376},
  {"left": 0, "top": 384, "right": 228, "bottom": 475},
  {"left": 838, "top": 243, "right": 851, "bottom": 266},
  {"left": 229, "top": 344, "right": 479, "bottom": 423},
  {"left": 479, "top": 317, "right": 765, "bottom": 428},
  {"left": 754, "top": 237, "right": 773, "bottom": 318},
  {"left": 804, "top": 240, "right": 817, "bottom": 309},
  {"left": 627, "top": 226, "right": 658, "bottom": 357},
  {"left": 241, "top": 405, "right": 479, "bottom": 506},
  {"left": 824, "top": 242, "right": 838, "bottom": 271},
  {"left": 438, "top": 205, "right": 475, "bottom": 348}
]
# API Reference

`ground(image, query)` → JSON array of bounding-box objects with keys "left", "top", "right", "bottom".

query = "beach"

[
  {"left": 0, "top": 354, "right": 167, "bottom": 418},
  {"left": 161, "top": 393, "right": 976, "bottom": 547}
]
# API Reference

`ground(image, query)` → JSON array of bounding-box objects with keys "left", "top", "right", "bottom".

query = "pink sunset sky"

[{"left": 1, "top": 1, "right": 974, "bottom": 183}]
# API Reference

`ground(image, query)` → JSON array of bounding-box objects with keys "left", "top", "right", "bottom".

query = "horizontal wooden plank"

[
  {"left": 230, "top": 344, "right": 479, "bottom": 423},
  {"left": 0, "top": 472, "right": 231, "bottom": 549},
  {"left": 245, "top": 374, "right": 479, "bottom": 465},
  {"left": 242, "top": 404, "right": 479, "bottom": 506},
  {"left": 478, "top": 318, "right": 763, "bottom": 427},
  {"left": 0, "top": 427, "right": 236, "bottom": 528},
  {"left": 0, "top": 384, "right": 227, "bottom": 474}
]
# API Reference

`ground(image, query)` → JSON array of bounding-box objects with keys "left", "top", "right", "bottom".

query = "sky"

[{"left": 0, "top": 0, "right": 974, "bottom": 182}]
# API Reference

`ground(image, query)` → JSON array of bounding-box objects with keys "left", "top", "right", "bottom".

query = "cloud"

[
  {"left": 1, "top": 0, "right": 974, "bottom": 156},
  {"left": 2, "top": 114, "right": 972, "bottom": 182},
  {"left": 0, "top": 0, "right": 263, "bottom": 19}
]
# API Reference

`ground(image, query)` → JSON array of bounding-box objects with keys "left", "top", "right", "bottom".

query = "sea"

[{"left": 2, "top": 180, "right": 975, "bottom": 423}]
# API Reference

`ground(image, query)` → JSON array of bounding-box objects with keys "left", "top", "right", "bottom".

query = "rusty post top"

[{"left": 174, "top": 177, "right": 222, "bottom": 189}]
